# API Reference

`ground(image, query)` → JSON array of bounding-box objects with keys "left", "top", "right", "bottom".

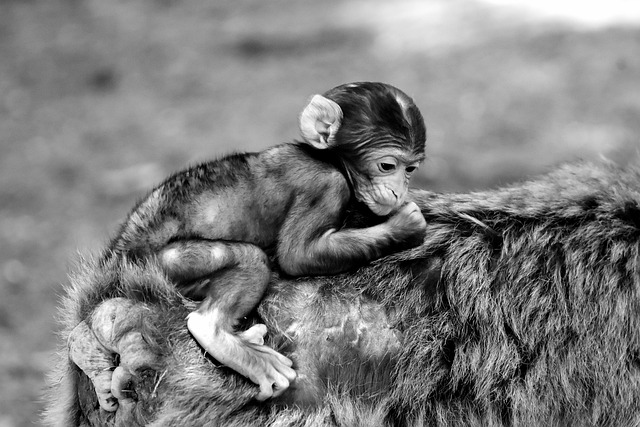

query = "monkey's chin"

[{"left": 368, "top": 203, "right": 396, "bottom": 217}]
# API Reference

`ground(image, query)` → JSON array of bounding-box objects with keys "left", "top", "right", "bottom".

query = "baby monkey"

[{"left": 106, "top": 82, "right": 427, "bottom": 402}]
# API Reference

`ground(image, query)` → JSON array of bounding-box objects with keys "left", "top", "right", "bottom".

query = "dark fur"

[
  {"left": 45, "top": 162, "right": 640, "bottom": 426},
  {"left": 324, "top": 82, "right": 426, "bottom": 166}
]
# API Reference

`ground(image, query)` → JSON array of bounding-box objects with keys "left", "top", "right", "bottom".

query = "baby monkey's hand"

[{"left": 386, "top": 201, "right": 427, "bottom": 244}]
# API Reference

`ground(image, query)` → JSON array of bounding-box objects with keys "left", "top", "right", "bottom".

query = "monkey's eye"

[
  {"left": 379, "top": 162, "right": 396, "bottom": 172},
  {"left": 406, "top": 166, "right": 418, "bottom": 173}
]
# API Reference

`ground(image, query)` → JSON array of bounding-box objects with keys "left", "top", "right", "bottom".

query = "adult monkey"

[
  {"left": 87, "top": 82, "right": 427, "bottom": 408},
  {"left": 51, "top": 162, "right": 640, "bottom": 427}
]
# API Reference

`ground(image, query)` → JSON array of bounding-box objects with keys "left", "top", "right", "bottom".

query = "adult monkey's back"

[{"left": 47, "top": 161, "right": 640, "bottom": 426}]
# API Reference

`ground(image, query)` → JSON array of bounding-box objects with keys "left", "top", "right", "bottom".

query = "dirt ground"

[{"left": 0, "top": 1, "right": 638, "bottom": 425}]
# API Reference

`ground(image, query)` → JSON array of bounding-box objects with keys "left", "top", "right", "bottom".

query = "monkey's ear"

[{"left": 299, "top": 95, "right": 343, "bottom": 149}]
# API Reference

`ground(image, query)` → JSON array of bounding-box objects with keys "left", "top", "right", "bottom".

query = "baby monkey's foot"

[
  {"left": 239, "top": 323, "right": 267, "bottom": 345},
  {"left": 187, "top": 313, "right": 296, "bottom": 400}
]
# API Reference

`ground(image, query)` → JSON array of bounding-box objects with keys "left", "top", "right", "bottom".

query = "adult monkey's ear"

[{"left": 299, "top": 94, "right": 343, "bottom": 149}]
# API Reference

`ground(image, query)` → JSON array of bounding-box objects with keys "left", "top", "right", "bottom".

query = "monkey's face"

[
  {"left": 298, "top": 83, "right": 427, "bottom": 216},
  {"left": 351, "top": 148, "right": 421, "bottom": 216}
]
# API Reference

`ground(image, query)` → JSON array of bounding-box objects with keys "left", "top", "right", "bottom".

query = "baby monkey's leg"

[{"left": 158, "top": 241, "right": 296, "bottom": 400}]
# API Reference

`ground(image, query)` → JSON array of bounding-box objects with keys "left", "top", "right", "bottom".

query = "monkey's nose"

[{"left": 391, "top": 190, "right": 398, "bottom": 200}]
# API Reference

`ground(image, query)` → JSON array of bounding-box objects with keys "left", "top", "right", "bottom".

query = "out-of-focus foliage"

[{"left": 0, "top": 0, "right": 638, "bottom": 425}]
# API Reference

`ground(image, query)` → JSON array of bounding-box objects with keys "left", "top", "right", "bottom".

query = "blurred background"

[{"left": 0, "top": 0, "right": 639, "bottom": 425}]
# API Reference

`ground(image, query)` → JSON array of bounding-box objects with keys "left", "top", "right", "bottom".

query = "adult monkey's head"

[{"left": 300, "top": 82, "right": 426, "bottom": 216}]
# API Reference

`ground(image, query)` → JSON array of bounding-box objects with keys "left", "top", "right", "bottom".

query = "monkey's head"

[{"left": 300, "top": 82, "right": 426, "bottom": 216}]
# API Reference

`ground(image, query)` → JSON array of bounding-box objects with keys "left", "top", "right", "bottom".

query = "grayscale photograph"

[{"left": 0, "top": 1, "right": 639, "bottom": 426}]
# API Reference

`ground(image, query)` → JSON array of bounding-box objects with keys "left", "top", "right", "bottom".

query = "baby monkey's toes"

[
  {"left": 246, "top": 341, "right": 296, "bottom": 401},
  {"left": 239, "top": 323, "right": 267, "bottom": 345}
]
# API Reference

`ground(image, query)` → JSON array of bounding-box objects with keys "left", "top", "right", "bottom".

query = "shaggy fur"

[{"left": 45, "top": 162, "right": 640, "bottom": 426}]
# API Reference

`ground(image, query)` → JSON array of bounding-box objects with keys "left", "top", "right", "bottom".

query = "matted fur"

[{"left": 46, "top": 162, "right": 640, "bottom": 426}]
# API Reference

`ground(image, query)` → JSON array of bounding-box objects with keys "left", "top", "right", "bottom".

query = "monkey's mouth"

[{"left": 354, "top": 185, "right": 402, "bottom": 216}]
